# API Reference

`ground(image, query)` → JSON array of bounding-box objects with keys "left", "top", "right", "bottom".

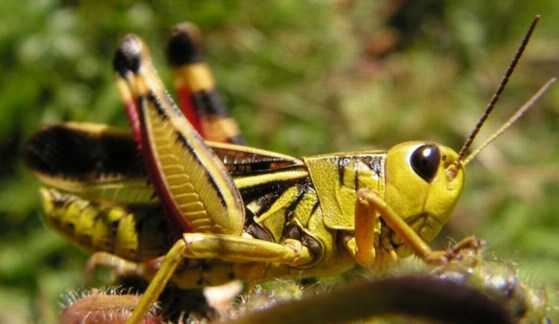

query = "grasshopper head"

[
  {"left": 384, "top": 141, "right": 465, "bottom": 255},
  {"left": 378, "top": 17, "right": 551, "bottom": 258}
]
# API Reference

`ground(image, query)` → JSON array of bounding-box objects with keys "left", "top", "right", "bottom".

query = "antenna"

[
  {"left": 447, "top": 15, "right": 541, "bottom": 177},
  {"left": 463, "top": 77, "right": 556, "bottom": 165}
]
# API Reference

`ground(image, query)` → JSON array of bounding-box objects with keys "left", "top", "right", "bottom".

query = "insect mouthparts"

[
  {"left": 445, "top": 165, "right": 458, "bottom": 182},
  {"left": 113, "top": 35, "right": 143, "bottom": 76}
]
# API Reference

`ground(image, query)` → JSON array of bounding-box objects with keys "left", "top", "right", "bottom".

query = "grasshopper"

[{"left": 24, "top": 17, "right": 554, "bottom": 322}]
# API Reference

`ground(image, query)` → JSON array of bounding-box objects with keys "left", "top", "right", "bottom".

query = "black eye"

[{"left": 410, "top": 145, "right": 440, "bottom": 182}]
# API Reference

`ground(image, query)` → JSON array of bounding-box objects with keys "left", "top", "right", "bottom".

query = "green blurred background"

[{"left": 1, "top": 0, "right": 558, "bottom": 322}]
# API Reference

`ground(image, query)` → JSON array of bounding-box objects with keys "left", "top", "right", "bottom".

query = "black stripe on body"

[
  {"left": 310, "top": 198, "right": 320, "bottom": 216},
  {"left": 211, "top": 146, "right": 303, "bottom": 176},
  {"left": 42, "top": 189, "right": 172, "bottom": 260},
  {"left": 224, "top": 159, "right": 304, "bottom": 176},
  {"left": 191, "top": 91, "right": 245, "bottom": 145},
  {"left": 335, "top": 155, "right": 385, "bottom": 189},
  {"left": 24, "top": 125, "right": 145, "bottom": 182},
  {"left": 240, "top": 177, "right": 313, "bottom": 232},
  {"left": 279, "top": 180, "right": 323, "bottom": 264},
  {"left": 191, "top": 91, "right": 230, "bottom": 117},
  {"left": 284, "top": 180, "right": 310, "bottom": 224},
  {"left": 337, "top": 157, "right": 351, "bottom": 186},
  {"left": 129, "top": 205, "right": 177, "bottom": 259},
  {"left": 146, "top": 91, "right": 184, "bottom": 119},
  {"left": 239, "top": 182, "right": 292, "bottom": 217},
  {"left": 361, "top": 155, "right": 384, "bottom": 178}
]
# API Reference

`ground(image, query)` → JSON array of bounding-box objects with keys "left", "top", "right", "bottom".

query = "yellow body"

[
  {"left": 29, "top": 24, "right": 540, "bottom": 323},
  {"left": 26, "top": 36, "right": 469, "bottom": 324},
  {"left": 35, "top": 132, "right": 465, "bottom": 287}
]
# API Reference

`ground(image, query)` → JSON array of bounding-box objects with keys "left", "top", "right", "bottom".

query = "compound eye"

[{"left": 410, "top": 145, "right": 441, "bottom": 182}]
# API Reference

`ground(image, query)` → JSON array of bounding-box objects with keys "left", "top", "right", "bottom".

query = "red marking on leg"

[{"left": 177, "top": 86, "right": 204, "bottom": 137}]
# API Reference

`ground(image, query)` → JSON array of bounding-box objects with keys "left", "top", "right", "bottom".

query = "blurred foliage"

[{"left": 1, "top": 0, "right": 558, "bottom": 323}]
